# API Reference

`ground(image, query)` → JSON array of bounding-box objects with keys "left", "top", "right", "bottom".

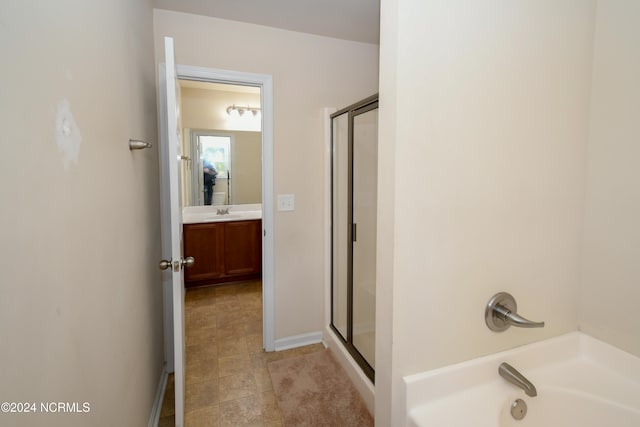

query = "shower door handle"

[{"left": 352, "top": 223, "right": 357, "bottom": 242}]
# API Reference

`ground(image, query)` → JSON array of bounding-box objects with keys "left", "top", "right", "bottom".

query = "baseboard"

[
  {"left": 274, "top": 331, "right": 323, "bottom": 351},
  {"left": 148, "top": 364, "right": 169, "bottom": 427}
]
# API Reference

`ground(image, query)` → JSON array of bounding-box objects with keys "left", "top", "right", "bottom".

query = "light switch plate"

[{"left": 277, "top": 194, "right": 295, "bottom": 211}]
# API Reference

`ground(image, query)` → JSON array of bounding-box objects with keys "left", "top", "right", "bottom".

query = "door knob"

[{"left": 159, "top": 257, "right": 194, "bottom": 271}]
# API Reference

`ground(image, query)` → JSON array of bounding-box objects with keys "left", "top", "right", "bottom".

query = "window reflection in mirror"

[
  {"left": 178, "top": 80, "right": 262, "bottom": 207},
  {"left": 196, "top": 134, "right": 230, "bottom": 206}
]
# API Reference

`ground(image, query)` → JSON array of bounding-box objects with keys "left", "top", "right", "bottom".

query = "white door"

[{"left": 158, "top": 36, "right": 188, "bottom": 427}]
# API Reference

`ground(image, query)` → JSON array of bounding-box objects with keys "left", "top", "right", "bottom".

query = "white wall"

[
  {"left": 0, "top": 1, "right": 163, "bottom": 426},
  {"left": 580, "top": 0, "right": 640, "bottom": 357},
  {"left": 231, "top": 131, "right": 262, "bottom": 204},
  {"left": 153, "top": 10, "right": 379, "bottom": 341},
  {"left": 378, "top": 1, "right": 595, "bottom": 424}
]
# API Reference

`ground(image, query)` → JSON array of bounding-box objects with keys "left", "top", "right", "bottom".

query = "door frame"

[{"left": 166, "top": 64, "right": 275, "bottom": 354}]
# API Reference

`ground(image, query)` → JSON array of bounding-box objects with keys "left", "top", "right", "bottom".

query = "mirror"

[{"left": 178, "top": 80, "right": 262, "bottom": 207}]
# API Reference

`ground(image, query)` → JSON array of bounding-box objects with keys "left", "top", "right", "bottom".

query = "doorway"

[{"left": 163, "top": 64, "right": 274, "bottom": 374}]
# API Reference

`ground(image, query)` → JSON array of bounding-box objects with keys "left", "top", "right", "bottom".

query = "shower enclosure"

[{"left": 331, "top": 94, "right": 378, "bottom": 382}]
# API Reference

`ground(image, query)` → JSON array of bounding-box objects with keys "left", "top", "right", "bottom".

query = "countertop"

[{"left": 182, "top": 204, "right": 262, "bottom": 224}]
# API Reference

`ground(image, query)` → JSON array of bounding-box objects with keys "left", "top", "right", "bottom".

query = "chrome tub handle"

[{"left": 486, "top": 292, "right": 545, "bottom": 332}]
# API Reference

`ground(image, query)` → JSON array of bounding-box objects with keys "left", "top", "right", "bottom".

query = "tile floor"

[{"left": 158, "top": 280, "right": 324, "bottom": 426}]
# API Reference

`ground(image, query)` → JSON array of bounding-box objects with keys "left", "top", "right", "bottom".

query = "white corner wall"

[
  {"left": 0, "top": 1, "right": 163, "bottom": 426},
  {"left": 378, "top": 1, "right": 595, "bottom": 425},
  {"left": 580, "top": 0, "right": 640, "bottom": 357},
  {"left": 153, "top": 10, "right": 379, "bottom": 342}
]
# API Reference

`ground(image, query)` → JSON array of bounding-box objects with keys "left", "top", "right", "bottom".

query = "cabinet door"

[
  {"left": 223, "top": 220, "right": 262, "bottom": 276},
  {"left": 183, "top": 223, "right": 225, "bottom": 282}
]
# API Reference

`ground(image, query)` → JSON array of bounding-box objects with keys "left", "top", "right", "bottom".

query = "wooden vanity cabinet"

[{"left": 183, "top": 220, "right": 262, "bottom": 287}]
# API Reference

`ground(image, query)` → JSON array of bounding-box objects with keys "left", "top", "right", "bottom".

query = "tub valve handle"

[{"left": 485, "top": 292, "right": 545, "bottom": 332}]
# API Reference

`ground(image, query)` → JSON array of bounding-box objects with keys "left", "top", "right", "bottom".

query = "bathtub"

[{"left": 404, "top": 332, "right": 640, "bottom": 427}]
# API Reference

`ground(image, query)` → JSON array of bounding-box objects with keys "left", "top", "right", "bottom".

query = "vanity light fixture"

[{"left": 226, "top": 104, "right": 261, "bottom": 117}]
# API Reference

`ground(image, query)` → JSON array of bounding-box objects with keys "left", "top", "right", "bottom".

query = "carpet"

[{"left": 267, "top": 349, "right": 373, "bottom": 426}]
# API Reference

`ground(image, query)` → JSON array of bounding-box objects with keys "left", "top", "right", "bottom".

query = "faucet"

[
  {"left": 216, "top": 208, "right": 229, "bottom": 215},
  {"left": 498, "top": 362, "right": 537, "bottom": 397}
]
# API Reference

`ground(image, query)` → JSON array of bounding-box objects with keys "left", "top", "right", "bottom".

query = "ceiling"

[{"left": 153, "top": 0, "right": 380, "bottom": 44}]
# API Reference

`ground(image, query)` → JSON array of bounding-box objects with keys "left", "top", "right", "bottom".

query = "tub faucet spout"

[{"left": 498, "top": 362, "right": 537, "bottom": 397}]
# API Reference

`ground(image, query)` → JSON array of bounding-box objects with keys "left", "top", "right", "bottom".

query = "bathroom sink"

[{"left": 182, "top": 208, "right": 262, "bottom": 224}]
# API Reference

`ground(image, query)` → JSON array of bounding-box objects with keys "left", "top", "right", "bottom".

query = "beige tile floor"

[{"left": 158, "top": 280, "right": 324, "bottom": 427}]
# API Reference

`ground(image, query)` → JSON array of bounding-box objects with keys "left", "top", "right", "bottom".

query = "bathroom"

[
  {"left": 153, "top": 7, "right": 381, "bottom": 424},
  {"left": 161, "top": 2, "right": 640, "bottom": 424},
  {"left": 376, "top": 1, "right": 640, "bottom": 425},
  {"left": 176, "top": 78, "right": 264, "bottom": 288},
  {"left": 3, "top": 1, "right": 639, "bottom": 426}
]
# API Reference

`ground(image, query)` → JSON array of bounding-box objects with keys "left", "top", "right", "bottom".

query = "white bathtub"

[{"left": 404, "top": 332, "right": 640, "bottom": 427}]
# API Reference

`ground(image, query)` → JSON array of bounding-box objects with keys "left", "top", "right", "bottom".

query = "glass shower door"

[
  {"left": 352, "top": 106, "right": 378, "bottom": 369},
  {"left": 330, "top": 95, "right": 378, "bottom": 382}
]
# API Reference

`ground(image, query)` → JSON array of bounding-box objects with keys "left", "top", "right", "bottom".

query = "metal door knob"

[
  {"left": 181, "top": 257, "right": 195, "bottom": 268},
  {"left": 159, "top": 259, "right": 172, "bottom": 270}
]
